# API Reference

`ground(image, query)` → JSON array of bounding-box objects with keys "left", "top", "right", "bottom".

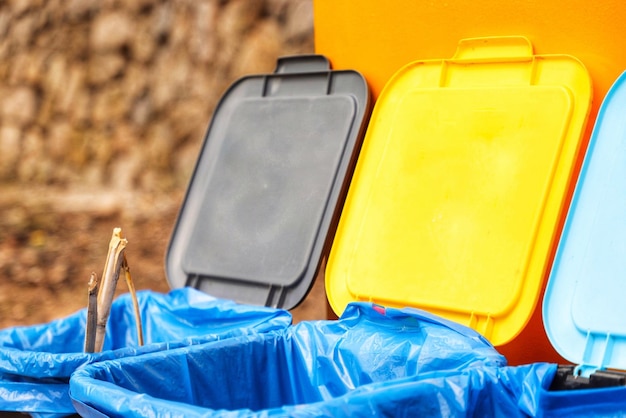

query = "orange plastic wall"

[{"left": 314, "top": 0, "right": 626, "bottom": 365}]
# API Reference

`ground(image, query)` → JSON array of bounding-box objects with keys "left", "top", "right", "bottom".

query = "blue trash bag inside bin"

[
  {"left": 69, "top": 302, "right": 508, "bottom": 417},
  {"left": 283, "top": 362, "right": 625, "bottom": 417},
  {"left": 351, "top": 363, "right": 626, "bottom": 418},
  {"left": 285, "top": 362, "right": 555, "bottom": 417},
  {"left": 0, "top": 287, "right": 291, "bottom": 416}
]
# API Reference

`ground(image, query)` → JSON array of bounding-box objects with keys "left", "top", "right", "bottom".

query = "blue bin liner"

[
  {"left": 282, "top": 362, "right": 553, "bottom": 417},
  {"left": 69, "top": 303, "right": 507, "bottom": 417},
  {"left": 0, "top": 287, "right": 291, "bottom": 415},
  {"left": 272, "top": 362, "right": 624, "bottom": 417}
]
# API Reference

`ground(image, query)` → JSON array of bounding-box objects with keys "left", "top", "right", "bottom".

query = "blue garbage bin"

[
  {"left": 529, "top": 71, "right": 626, "bottom": 416},
  {"left": 0, "top": 288, "right": 291, "bottom": 416},
  {"left": 69, "top": 303, "right": 507, "bottom": 417}
]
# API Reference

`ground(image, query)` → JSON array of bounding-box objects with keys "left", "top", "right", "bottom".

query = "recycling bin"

[
  {"left": 315, "top": 0, "right": 626, "bottom": 367},
  {"left": 0, "top": 288, "right": 290, "bottom": 415},
  {"left": 1, "top": 53, "right": 370, "bottom": 417},
  {"left": 325, "top": 36, "right": 591, "bottom": 366},
  {"left": 69, "top": 303, "right": 507, "bottom": 417},
  {"left": 531, "top": 71, "right": 626, "bottom": 416}
]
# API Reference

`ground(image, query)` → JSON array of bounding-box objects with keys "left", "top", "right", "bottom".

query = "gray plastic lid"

[{"left": 165, "top": 55, "right": 370, "bottom": 309}]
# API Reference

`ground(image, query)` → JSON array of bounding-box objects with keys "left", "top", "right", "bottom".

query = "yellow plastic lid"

[{"left": 326, "top": 37, "right": 592, "bottom": 346}]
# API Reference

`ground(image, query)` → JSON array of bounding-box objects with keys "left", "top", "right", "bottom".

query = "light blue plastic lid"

[{"left": 543, "top": 71, "right": 626, "bottom": 377}]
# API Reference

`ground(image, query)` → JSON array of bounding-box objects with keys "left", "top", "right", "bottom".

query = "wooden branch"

[
  {"left": 84, "top": 272, "right": 99, "bottom": 353},
  {"left": 93, "top": 227, "right": 127, "bottom": 353},
  {"left": 123, "top": 253, "right": 144, "bottom": 347}
]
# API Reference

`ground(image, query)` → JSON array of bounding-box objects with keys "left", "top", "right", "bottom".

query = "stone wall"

[
  {"left": 0, "top": 1, "right": 328, "bottom": 328},
  {"left": 0, "top": 0, "right": 314, "bottom": 192}
]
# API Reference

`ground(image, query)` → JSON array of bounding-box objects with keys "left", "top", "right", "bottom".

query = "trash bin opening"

[
  {"left": 70, "top": 304, "right": 508, "bottom": 416},
  {"left": 548, "top": 365, "right": 626, "bottom": 391}
]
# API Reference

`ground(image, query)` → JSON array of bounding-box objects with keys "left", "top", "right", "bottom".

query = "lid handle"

[
  {"left": 575, "top": 331, "right": 618, "bottom": 378},
  {"left": 453, "top": 36, "right": 533, "bottom": 61},
  {"left": 274, "top": 55, "right": 331, "bottom": 74}
]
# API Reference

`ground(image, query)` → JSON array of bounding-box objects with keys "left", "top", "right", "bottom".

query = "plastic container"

[
  {"left": 0, "top": 54, "right": 370, "bottom": 416},
  {"left": 534, "top": 71, "right": 626, "bottom": 415},
  {"left": 326, "top": 36, "right": 592, "bottom": 365},
  {"left": 69, "top": 303, "right": 507, "bottom": 417},
  {"left": 0, "top": 288, "right": 290, "bottom": 416},
  {"left": 315, "top": 0, "right": 626, "bottom": 366}
]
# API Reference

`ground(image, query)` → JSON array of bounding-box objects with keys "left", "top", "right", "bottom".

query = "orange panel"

[{"left": 313, "top": 0, "right": 625, "bottom": 110}]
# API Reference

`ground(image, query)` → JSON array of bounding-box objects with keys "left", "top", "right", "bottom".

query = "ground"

[{"left": 0, "top": 185, "right": 329, "bottom": 329}]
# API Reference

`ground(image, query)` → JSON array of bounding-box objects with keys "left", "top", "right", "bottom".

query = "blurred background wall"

[{"left": 0, "top": 0, "right": 321, "bottom": 327}]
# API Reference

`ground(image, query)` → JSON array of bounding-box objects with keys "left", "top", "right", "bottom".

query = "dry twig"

[
  {"left": 84, "top": 272, "right": 99, "bottom": 353},
  {"left": 86, "top": 227, "right": 144, "bottom": 353},
  {"left": 122, "top": 253, "right": 144, "bottom": 346}
]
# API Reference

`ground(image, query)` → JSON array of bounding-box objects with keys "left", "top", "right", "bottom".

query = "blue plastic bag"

[
  {"left": 281, "top": 362, "right": 554, "bottom": 417},
  {"left": 0, "top": 287, "right": 291, "bottom": 415},
  {"left": 260, "top": 362, "right": 623, "bottom": 417},
  {"left": 69, "top": 303, "right": 507, "bottom": 417}
]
